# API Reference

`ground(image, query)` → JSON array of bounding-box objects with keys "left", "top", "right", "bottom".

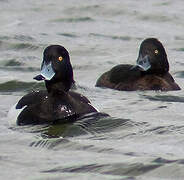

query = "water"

[{"left": 1, "top": 0, "right": 184, "bottom": 179}]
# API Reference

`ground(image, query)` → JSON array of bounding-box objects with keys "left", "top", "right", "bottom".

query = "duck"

[
  {"left": 16, "top": 45, "right": 98, "bottom": 125},
  {"left": 96, "top": 38, "right": 180, "bottom": 91}
]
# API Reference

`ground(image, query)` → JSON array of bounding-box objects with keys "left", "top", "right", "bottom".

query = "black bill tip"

[{"left": 33, "top": 74, "right": 45, "bottom": 81}]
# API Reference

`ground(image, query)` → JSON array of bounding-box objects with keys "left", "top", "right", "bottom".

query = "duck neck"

[
  {"left": 141, "top": 68, "right": 168, "bottom": 76},
  {"left": 45, "top": 77, "right": 74, "bottom": 94}
]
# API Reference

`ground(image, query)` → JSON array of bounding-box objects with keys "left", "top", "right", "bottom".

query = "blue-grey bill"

[
  {"left": 136, "top": 55, "right": 151, "bottom": 71},
  {"left": 40, "top": 62, "right": 55, "bottom": 80}
]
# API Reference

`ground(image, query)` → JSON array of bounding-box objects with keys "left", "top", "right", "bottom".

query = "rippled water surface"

[{"left": 1, "top": 0, "right": 184, "bottom": 179}]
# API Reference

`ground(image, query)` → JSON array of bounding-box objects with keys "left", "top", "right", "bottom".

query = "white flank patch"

[
  {"left": 88, "top": 103, "right": 100, "bottom": 112},
  {"left": 7, "top": 103, "right": 27, "bottom": 126}
]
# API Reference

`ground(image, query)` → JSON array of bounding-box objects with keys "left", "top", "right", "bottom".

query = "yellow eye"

[
  {"left": 154, "top": 49, "right": 159, "bottom": 55},
  {"left": 58, "top": 56, "right": 63, "bottom": 61}
]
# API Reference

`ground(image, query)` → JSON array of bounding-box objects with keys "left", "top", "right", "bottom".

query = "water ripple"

[
  {"left": 4, "top": 59, "right": 23, "bottom": 66},
  {"left": 138, "top": 14, "right": 172, "bottom": 22},
  {"left": 139, "top": 125, "right": 184, "bottom": 135},
  {"left": 89, "top": 33, "right": 132, "bottom": 41},
  {"left": 142, "top": 94, "right": 184, "bottom": 103},
  {"left": 153, "top": 157, "right": 178, "bottom": 164},
  {"left": 41, "top": 162, "right": 161, "bottom": 177},
  {"left": 0, "top": 66, "right": 40, "bottom": 72},
  {"left": 0, "top": 40, "right": 40, "bottom": 51},
  {"left": 57, "top": 33, "right": 78, "bottom": 38},
  {"left": 174, "top": 71, "right": 184, "bottom": 78},
  {"left": 0, "top": 80, "right": 44, "bottom": 93},
  {"left": 51, "top": 17, "right": 94, "bottom": 23}
]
